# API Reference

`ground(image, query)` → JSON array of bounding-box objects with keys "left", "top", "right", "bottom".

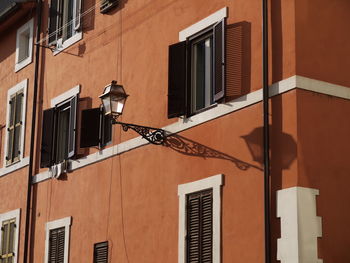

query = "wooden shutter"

[
  {"left": 48, "top": 0, "right": 59, "bottom": 45},
  {"left": 0, "top": 219, "right": 16, "bottom": 262},
  {"left": 40, "top": 108, "right": 55, "bottom": 168},
  {"left": 67, "top": 95, "right": 78, "bottom": 158},
  {"left": 93, "top": 241, "right": 108, "bottom": 263},
  {"left": 80, "top": 108, "right": 100, "bottom": 148},
  {"left": 49, "top": 227, "right": 65, "bottom": 263},
  {"left": 186, "top": 189, "right": 213, "bottom": 263},
  {"left": 213, "top": 19, "right": 225, "bottom": 102},
  {"left": 168, "top": 41, "right": 187, "bottom": 118},
  {"left": 102, "top": 114, "right": 112, "bottom": 146}
]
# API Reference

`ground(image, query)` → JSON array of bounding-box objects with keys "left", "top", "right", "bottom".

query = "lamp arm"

[{"left": 112, "top": 120, "right": 165, "bottom": 145}]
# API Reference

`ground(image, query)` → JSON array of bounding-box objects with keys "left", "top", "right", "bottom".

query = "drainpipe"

[
  {"left": 23, "top": 0, "right": 42, "bottom": 262},
  {"left": 262, "top": 0, "right": 271, "bottom": 262}
]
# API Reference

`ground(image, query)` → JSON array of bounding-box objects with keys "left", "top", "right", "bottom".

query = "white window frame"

[
  {"left": 0, "top": 209, "right": 21, "bottom": 263},
  {"left": 44, "top": 216, "right": 72, "bottom": 263},
  {"left": 3, "top": 79, "right": 28, "bottom": 167},
  {"left": 177, "top": 174, "right": 223, "bottom": 263},
  {"left": 15, "top": 18, "right": 34, "bottom": 72}
]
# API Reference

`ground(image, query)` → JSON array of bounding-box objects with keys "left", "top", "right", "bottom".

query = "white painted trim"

[
  {"left": 177, "top": 174, "right": 223, "bottom": 263},
  {"left": 51, "top": 85, "right": 80, "bottom": 107},
  {"left": 0, "top": 156, "right": 29, "bottom": 177},
  {"left": 0, "top": 209, "right": 21, "bottom": 263},
  {"left": 15, "top": 18, "right": 34, "bottom": 72},
  {"left": 3, "top": 79, "right": 28, "bottom": 167},
  {"left": 53, "top": 31, "right": 82, "bottom": 56},
  {"left": 277, "top": 187, "right": 322, "bottom": 263},
  {"left": 32, "top": 75, "right": 350, "bottom": 184},
  {"left": 179, "top": 7, "right": 227, "bottom": 41},
  {"left": 45, "top": 216, "right": 72, "bottom": 263}
]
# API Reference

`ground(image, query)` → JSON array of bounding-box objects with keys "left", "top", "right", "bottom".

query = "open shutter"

[
  {"left": 102, "top": 114, "right": 112, "bottom": 146},
  {"left": 168, "top": 41, "right": 187, "bottom": 118},
  {"left": 74, "top": 0, "right": 82, "bottom": 31},
  {"left": 67, "top": 95, "right": 78, "bottom": 158},
  {"left": 80, "top": 108, "right": 100, "bottom": 148},
  {"left": 48, "top": 0, "right": 59, "bottom": 46},
  {"left": 213, "top": 19, "right": 225, "bottom": 102},
  {"left": 93, "top": 241, "right": 108, "bottom": 263},
  {"left": 187, "top": 189, "right": 213, "bottom": 263},
  {"left": 40, "top": 108, "right": 55, "bottom": 168}
]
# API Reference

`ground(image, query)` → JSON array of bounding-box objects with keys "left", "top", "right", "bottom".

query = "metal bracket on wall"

[{"left": 112, "top": 120, "right": 166, "bottom": 145}]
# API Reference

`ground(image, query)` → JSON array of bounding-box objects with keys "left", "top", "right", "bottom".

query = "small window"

[
  {"left": 186, "top": 189, "right": 213, "bottom": 263},
  {"left": 40, "top": 94, "right": 78, "bottom": 168},
  {"left": 168, "top": 19, "right": 225, "bottom": 117},
  {"left": 178, "top": 174, "right": 222, "bottom": 263},
  {"left": 15, "top": 19, "right": 34, "bottom": 72},
  {"left": 1, "top": 218, "right": 16, "bottom": 262},
  {"left": 45, "top": 217, "right": 71, "bottom": 263},
  {"left": 93, "top": 241, "right": 108, "bottom": 263},
  {"left": 4, "top": 80, "right": 27, "bottom": 167},
  {"left": 0, "top": 209, "right": 20, "bottom": 263},
  {"left": 48, "top": 0, "right": 82, "bottom": 51},
  {"left": 48, "top": 227, "right": 65, "bottom": 262}
]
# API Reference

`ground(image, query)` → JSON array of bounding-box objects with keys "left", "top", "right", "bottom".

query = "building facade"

[{"left": 0, "top": 0, "right": 349, "bottom": 262}]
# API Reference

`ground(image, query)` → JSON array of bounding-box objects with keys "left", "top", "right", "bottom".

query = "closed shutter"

[
  {"left": 186, "top": 189, "right": 213, "bottom": 263},
  {"left": 168, "top": 41, "right": 187, "bottom": 118},
  {"left": 49, "top": 227, "right": 65, "bottom": 263},
  {"left": 1, "top": 219, "right": 16, "bottom": 262},
  {"left": 80, "top": 108, "right": 100, "bottom": 148},
  {"left": 67, "top": 95, "right": 78, "bottom": 158},
  {"left": 40, "top": 108, "right": 55, "bottom": 168},
  {"left": 48, "top": 0, "right": 59, "bottom": 45},
  {"left": 93, "top": 241, "right": 108, "bottom": 263},
  {"left": 213, "top": 19, "right": 225, "bottom": 102}
]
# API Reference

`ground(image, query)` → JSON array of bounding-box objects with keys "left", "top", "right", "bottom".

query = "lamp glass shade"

[{"left": 99, "top": 81, "right": 128, "bottom": 117}]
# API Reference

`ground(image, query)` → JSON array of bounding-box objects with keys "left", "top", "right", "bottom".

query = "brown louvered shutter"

[
  {"left": 168, "top": 41, "right": 187, "bottom": 118},
  {"left": 80, "top": 108, "right": 100, "bottom": 148},
  {"left": 40, "top": 108, "right": 55, "bottom": 168},
  {"left": 93, "top": 241, "right": 108, "bottom": 263},
  {"left": 186, "top": 189, "right": 213, "bottom": 263},
  {"left": 213, "top": 19, "right": 225, "bottom": 102},
  {"left": 49, "top": 227, "right": 65, "bottom": 263}
]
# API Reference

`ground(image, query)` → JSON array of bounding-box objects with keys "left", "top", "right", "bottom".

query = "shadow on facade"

[{"left": 164, "top": 134, "right": 262, "bottom": 171}]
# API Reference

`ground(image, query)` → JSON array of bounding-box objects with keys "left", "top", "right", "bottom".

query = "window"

[
  {"left": 168, "top": 11, "right": 226, "bottom": 118},
  {"left": 45, "top": 217, "right": 71, "bottom": 263},
  {"left": 40, "top": 87, "right": 79, "bottom": 168},
  {"left": 48, "top": 0, "right": 82, "bottom": 52},
  {"left": 0, "top": 209, "right": 20, "bottom": 263},
  {"left": 178, "top": 174, "right": 222, "bottom": 263},
  {"left": 93, "top": 241, "right": 108, "bottom": 263},
  {"left": 15, "top": 18, "right": 34, "bottom": 72},
  {"left": 4, "top": 80, "right": 27, "bottom": 167}
]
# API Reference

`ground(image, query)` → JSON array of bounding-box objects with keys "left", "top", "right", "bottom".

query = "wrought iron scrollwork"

[{"left": 112, "top": 120, "right": 165, "bottom": 145}]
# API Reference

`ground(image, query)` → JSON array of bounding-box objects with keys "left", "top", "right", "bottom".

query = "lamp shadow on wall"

[
  {"left": 164, "top": 134, "right": 262, "bottom": 171},
  {"left": 241, "top": 126, "right": 297, "bottom": 170}
]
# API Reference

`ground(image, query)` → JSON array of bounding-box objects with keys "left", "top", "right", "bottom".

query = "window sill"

[
  {"left": 53, "top": 31, "right": 82, "bottom": 56},
  {"left": 0, "top": 157, "right": 29, "bottom": 177},
  {"left": 15, "top": 56, "right": 33, "bottom": 72},
  {"left": 181, "top": 103, "right": 218, "bottom": 123}
]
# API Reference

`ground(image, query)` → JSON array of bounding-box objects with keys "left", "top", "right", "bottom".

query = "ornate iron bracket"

[{"left": 112, "top": 120, "right": 165, "bottom": 145}]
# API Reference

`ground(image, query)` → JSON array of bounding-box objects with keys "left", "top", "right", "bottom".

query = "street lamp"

[{"left": 99, "top": 81, "right": 165, "bottom": 145}]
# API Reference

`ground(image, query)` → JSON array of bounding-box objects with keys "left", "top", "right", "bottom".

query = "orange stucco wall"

[{"left": 1, "top": 0, "right": 349, "bottom": 262}]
